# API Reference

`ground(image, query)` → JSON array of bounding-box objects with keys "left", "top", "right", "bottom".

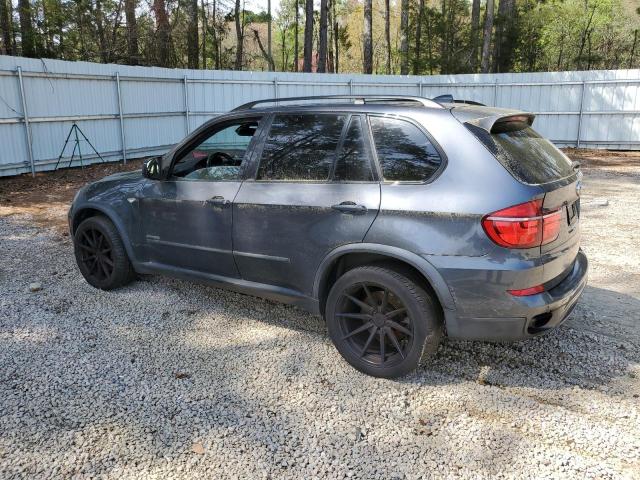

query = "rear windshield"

[{"left": 466, "top": 123, "right": 575, "bottom": 184}]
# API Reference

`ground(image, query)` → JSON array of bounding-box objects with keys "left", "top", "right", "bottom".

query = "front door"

[
  {"left": 233, "top": 113, "right": 381, "bottom": 294},
  {"left": 139, "top": 116, "right": 262, "bottom": 278}
]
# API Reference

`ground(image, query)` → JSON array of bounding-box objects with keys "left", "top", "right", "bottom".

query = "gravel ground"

[{"left": 1, "top": 161, "right": 639, "bottom": 479}]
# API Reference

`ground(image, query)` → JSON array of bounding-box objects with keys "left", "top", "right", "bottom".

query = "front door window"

[{"left": 171, "top": 119, "right": 259, "bottom": 181}]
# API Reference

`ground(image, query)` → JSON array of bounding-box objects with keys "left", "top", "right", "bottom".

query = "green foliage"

[{"left": 4, "top": 0, "right": 640, "bottom": 72}]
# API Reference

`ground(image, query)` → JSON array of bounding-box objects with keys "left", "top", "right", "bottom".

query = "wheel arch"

[
  {"left": 313, "top": 243, "right": 455, "bottom": 317},
  {"left": 71, "top": 203, "right": 137, "bottom": 263}
]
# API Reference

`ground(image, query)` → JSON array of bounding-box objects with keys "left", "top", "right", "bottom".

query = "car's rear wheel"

[
  {"left": 74, "top": 215, "right": 135, "bottom": 290},
  {"left": 325, "top": 265, "right": 442, "bottom": 378}
]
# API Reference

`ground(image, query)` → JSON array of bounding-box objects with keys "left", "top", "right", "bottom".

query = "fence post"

[
  {"left": 274, "top": 78, "right": 278, "bottom": 106},
  {"left": 493, "top": 79, "right": 499, "bottom": 106},
  {"left": 576, "top": 81, "right": 586, "bottom": 148},
  {"left": 183, "top": 75, "right": 190, "bottom": 135},
  {"left": 349, "top": 79, "right": 354, "bottom": 95},
  {"left": 17, "top": 67, "right": 35, "bottom": 177},
  {"left": 115, "top": 73, "right": 127, "bottom": 164},
  {"left": 418, "top": 81, "right": 423, "bottom": 97}
]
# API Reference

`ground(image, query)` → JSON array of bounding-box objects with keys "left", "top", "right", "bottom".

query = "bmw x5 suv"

[{"left": 69, "top": 95, "right": 588, "bottom": 378}]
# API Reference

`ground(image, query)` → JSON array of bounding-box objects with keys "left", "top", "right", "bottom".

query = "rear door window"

[
  {"left": 369, "top": 116, "right": 443, "bottom": 182},
  {"left": 257, "top": 114, "right": 346, "bottom": 181},
  {"left": 465, "top": 123, "right": 575, "bottom": 184}
]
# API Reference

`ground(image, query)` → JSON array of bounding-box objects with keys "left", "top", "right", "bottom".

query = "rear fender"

[{"left": 313, "top": 243, "right": 455, "bottom": 311}]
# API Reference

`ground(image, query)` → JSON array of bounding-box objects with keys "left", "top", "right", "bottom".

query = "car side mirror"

[{"left": 142, "top": 157, "right": 162, "bottom": 180}]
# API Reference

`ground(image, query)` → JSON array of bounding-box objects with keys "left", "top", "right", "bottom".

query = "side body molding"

[{"left": 313, "top": 243, "right": 455, "bottom": 311}]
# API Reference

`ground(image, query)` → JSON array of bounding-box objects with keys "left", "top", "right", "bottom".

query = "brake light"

[{"left": 482, "top": 199, "right": 561, "bottom": 249}]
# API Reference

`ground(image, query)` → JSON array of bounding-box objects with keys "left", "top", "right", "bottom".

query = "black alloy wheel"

[
  {"left": 326, "top": 265, "right": 442, "bottom": 378},
  {"left": 336, "top": 282, "right": 414, "bottom": 368},
  {"left": 74, "top": 215, "right": 135, "bottom": 290},
  {"left": 77, "top": 227, "right": 115, "bottom": 283}
]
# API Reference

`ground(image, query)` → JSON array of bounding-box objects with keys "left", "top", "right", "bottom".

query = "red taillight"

[
  {"left": 482, "top": 199, "right": 561, "bottom": 249},
  {"left": 542, "top": 210, "right": 561, "bottom": 244},
  {"left": 508, "top": 285, "right": 545, "bottom": 296}
]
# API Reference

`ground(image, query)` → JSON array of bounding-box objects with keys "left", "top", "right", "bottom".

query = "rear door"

[{"left": 232, "top": 113, "right": 381, "bottom": 295}]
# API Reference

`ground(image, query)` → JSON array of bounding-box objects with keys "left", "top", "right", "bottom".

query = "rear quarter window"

[
  {"left": 466, "top": 123, "right": 575, "bottom": 185},
  {"left": 369, "top": 116, "right": 442, "bottom": 182}
]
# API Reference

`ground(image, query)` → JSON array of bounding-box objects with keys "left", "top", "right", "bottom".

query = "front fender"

[
  {"left": 70, "top": 200, "right": 138, "bottom": 265},
  {"left": 313, "top": 243, "right": 455, "bottom": 311}
]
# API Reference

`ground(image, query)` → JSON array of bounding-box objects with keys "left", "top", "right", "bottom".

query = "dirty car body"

[{"left": 69, "top": 95, "right": 588, "bottom": 377}]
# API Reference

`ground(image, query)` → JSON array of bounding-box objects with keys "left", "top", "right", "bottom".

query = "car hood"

[{"left": 95, "top": 170, "right": 143, "bottom": 183}]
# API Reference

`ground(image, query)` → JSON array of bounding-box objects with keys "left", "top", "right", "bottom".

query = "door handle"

[
  {"left": 206, "top": 196, "right": 231, "bottom": 208},
  {"left": 331, "top": 201, "right": 367, "bottom": 215}
]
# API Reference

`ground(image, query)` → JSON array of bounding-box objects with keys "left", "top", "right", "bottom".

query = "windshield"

[{"left": 466, "top": 123, "right": 575, "bottom": 184}]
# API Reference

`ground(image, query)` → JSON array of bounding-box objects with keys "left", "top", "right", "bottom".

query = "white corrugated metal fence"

[{"left": 1, "top": 55, "right": 638, "bottom": 177}]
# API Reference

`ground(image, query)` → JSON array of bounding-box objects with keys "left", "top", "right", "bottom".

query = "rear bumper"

[{"left": 443, "top": 249, "right": 588, "bottom": 341}]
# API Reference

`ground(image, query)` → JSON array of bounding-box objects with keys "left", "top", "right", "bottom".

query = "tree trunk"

[
  {"left": 253, "top": 28, "right": 275, "bottom": 70},
  {"left": 94, "top": 0, "right": 108, "bottom": 62},
  {"left": 302, "top": 0, "right": 313, "bottom": 72},
  {"left": 317, "top": 0, "right": 328, "bottom": 72},
  {"left": 362, "top": 0, "right": 372, "bottom": 74},
  {"left": 18, "top": 0, "right": 36, "bottom": 57},
  {"left": 480, "top": 0, "right": 494, "bottom": 73},
  {"left": 154, "top": 0, "right": 171, "bottom": 67},
  {"left": 399, "top": 0, "right": 408, "bottom": 74},
  {"left": 333, "top": 7, "right": 339, "bottom": 72},
  {"left": 125, "top": 0, "right": 139, "bottom": 64},
  {"left": 234, "top": 0, "right": 243, "bottom": 69},
  {"left": 212, "top": 0, "right": 220, "bottom": 68},
  {"left": 493, "top": 0, "right": 515, "bottom": 73},
  {"left": 630, "top": 29, "right": 638, "bottom": 69},
  {"left": 327, "top": 0, "right": 333, "bottom": 72},
  {"left": 413, "top": 0, "right": 424, "bottom": 75},
  {"left": 56, "top": 0, "right": 64, "bottom": 57},
  {"left": 384, "top": 0, "right": 390, "bottom": 74},
  {"left": 0, "top": 0, "right": 13, "bottom": 55},
  {"left": 440, "top": 0, "right": 447, "bottom": 73},
  {"left": 201, "top": 0, "right": 206, "bottom": 68},
  {"left": 469, "top": 0, "right": 480, "bottom": 71},
  {"left": 426, "top": 8, "right": 433, "bottom": 74},
  {"left": 187, "top": 0, "right": 199, "bottom": 68},
  {"left": 281, "top": 25, "right": 286, "bottom": 70},
  {"left": 577, "top": 5, "right": 596, "bottom": 70},
  {"left": 267, "top": 0, "right": 272, "bottom": 70},
  {"left": 294, "top": 0, "right": 299, "bottom": 71}
]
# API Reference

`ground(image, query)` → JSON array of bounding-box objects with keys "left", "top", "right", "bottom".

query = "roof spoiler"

[
  {"left": 465, "top": 113, "right": 535, "bottom": 133},
  {"left": 432, "top": 94, "right": 486, "bottom": 106}
]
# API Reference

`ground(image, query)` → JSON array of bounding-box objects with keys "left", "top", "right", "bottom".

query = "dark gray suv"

[{"left": 69, "top": 95, "right": 588, "bottom": 378}]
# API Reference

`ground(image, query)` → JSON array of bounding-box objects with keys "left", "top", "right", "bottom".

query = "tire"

[
  {"left": 325, "top": 265, "right": 442, "bottom": 378},
  {"left": 73, "top": 215, "right": 135, "bottom": 290}
]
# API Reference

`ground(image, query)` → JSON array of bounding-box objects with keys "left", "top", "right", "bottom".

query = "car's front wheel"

[
  {"left": 325, "top": 265, "right": 442, "bottom": 378},
  {"left": 74, "top": 215, "right": 135, "bottom": 290}
]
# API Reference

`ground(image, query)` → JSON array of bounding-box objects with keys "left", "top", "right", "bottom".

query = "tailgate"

[{"left": 540, "top": 177, "right": 581, "bottom": 284}]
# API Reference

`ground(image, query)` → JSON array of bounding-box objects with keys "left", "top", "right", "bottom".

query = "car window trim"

[
  {"left": 366, "top": 113, "right": 448, "bottom": 185},
  {"left": 166, "top": 113, "right": 266, "bottom": 182},
  {"left": 331, "top": 114, "right": 379, "bottom": 183},
  {"left": 248, "top": 111, "right": 380, "bottom": 185}
]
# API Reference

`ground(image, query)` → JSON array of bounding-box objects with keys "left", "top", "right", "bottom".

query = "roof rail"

[{"left": 232, "top": 95, "right": 445, "bottom": 111}]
